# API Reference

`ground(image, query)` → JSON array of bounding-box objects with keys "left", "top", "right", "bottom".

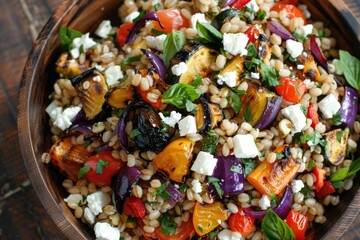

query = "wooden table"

[{"left": 0, "top": 0, "right": 360, "bottom": 239}]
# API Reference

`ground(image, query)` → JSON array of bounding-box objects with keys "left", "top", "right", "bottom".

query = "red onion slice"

[
  {"left": 255, "top": 96, "right": 283, "bottom": 131},
  {"left": 141, "top": 49, "right": 166, "bottom": 80},
  {"left": 269, "top": 20, "right": 296, "bottom": 41},
  {"left": 340, "top": 86, "right": 358, "bottom": 127}
]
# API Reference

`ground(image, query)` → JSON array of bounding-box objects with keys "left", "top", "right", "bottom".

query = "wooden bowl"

[{"left": 17, "top": 0, "right": 360, "bottom": 239}]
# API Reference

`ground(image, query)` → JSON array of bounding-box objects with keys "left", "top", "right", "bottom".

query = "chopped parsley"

[
  {"left": 275, "top": 152, "right": 284, "bottom": 159},
  {"left": 121, "top": 54, "right": 143, "bottom": 68},
  {"left": 208, "top": 176, "right": 223, "bottom": 199},
  {"left": 153, "top": 181, "right": 170, "bottom": 200},
  {"left": 256, "top": 10, "right": 267, "bottom": 20},
  {"left": 83, "top": 138, "right": 92, "bottom": 148},
  {"left": 132, "top": 10, "right": 146, "bottom": 24},
  {"left": 332, "top": 112, "right": 342, "bottom": 125},
  {"left": 159, "top": 213, "right": 178, "bottom": 235},
  {"left": 228, "top": 90, "right": 242, "bottom": 115},
  {"left": 307, "top": 160, "right": 317, "bottom": 170},
  {"left": 95, "top": 159, "right": 108, "bottom": 174},
  {"left": 78, "top": 165, "right": 90, "bottom": 178},
  {"left": 246, "top": 43, "right": 258, "bottom": 58},
  {"left": 230, "top": 165, "right": 242, "bottom": 174},
  {"left": 293, "top": 29, "right": 307, "bottom": 42},
  {"left": 241, "top": 158, "right": 257, "bottom": 177},
  {"left": 244, "top": 104, "right": 253, "bottom": 122},
  {"left": 336, "top": 130, "right": 344, "bottom": 143},
  {"left": 179, "top": 183, "right": 189, "bottom": 192}
]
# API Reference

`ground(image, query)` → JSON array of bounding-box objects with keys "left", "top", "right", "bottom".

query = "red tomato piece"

[
  {"left": 116, "top": 22, "right": 134, "bottom": 47},
  {"left": 153, "top": 8, "right": 189, "bottom": 33},
  {"left": 275, "top": 77, "right": 306, "bottom": 103},
  {"left": 285, "top": 210, "right": 309, "bottom": 240},
  {"left": 123, "top": 196, "right": 146, "bottom": 219},
  {"left": 271, "top": 4, "right": 306, "bottom": 24},
  {"left": 313, "top": 167, "right": 326, "bottom": 192},
  {"left": 244, "top": 25, "right": 260, "bottom": 44},
  {"left": 228, "top": 208, "right": 255, "bottom": 237},
  {"left": 84, "top": 151, "right": 125, "bottom": 186},
  {"left": 316, "top": 181, "right": 335, "bottom": 199},
  {"left": 136, "top": 86, "right": 162, "bottom": 108},
  {"left": 230, "top": 0, "right": 251, "bottom": 10},
  {"left": 307, "top": 104, "right": 320, "bottom": 128}
]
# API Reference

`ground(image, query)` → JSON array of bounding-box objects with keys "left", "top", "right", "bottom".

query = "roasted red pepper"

[
  {"left": 123, "top": 196, "right": 146, "bottom": 219},
  {"left": 307, "top": 104, "right": 320, "bottom": 128},
  {"left": 244, "top": 25, "right": 260, "bottom": 44},
  {"left": 313, "top": 167, "right": 326, "bottom": 192},
  {"left": 285, "top": 210, "right": 309, "bottom": 240},
  {"left": 316, "top": 181, "right": 335, "bottom": 198},
  {"left": 116, "top": 22, "right": 134, "bottom": 47},
  {"left": 136, "top": 86, "right": 162, "bottom": 108},
  {"left": 230, "top": 0, "right": 251, "bottom": 10},
  {"left": 228, "top": 208, "right": 255, "bottom": 237}
]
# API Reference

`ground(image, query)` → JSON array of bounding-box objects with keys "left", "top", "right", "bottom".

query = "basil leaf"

[
  {"left": 347, "top": 157, "right": 360, "bottom": 176},
  {"left": 330, "top": 167, "right": 349, "bottom": 182},
  {"left": 185, "top": 99, "right": 198, "bottom": 112},
  {"left": 247, "top": 43, "right": 258, "bottom": 58},
  {"left": 196, "top": 21, "right": 223, "bottom": 43},
  {"left": 229, "top": 90, "right": 242, "bottom": 115},
  {"left": 261, "top": 63, "right": 280, "bottom": 86},
  {"left": 339, "top": 50, "right": 360, "bottom": 91},
  {"left": 332, "top": 181, "right": 344, "bottom": 189},
  {"left": 262, "top": 210, "right": 295, "bottom": 240},
  {"left": 95, "top": 159, "right": 108, "bottom": 174},
  {"left": 162, "top": 83, "right": 201, "bottom": 108},
  {"left": 78, "top": 165, "right": 90, "bottom": 179},
  {"left": 59, "top": 26, "right": 82, "bottom": 51},
  {"left": 162, "top": 30, "right": 186, "bottom": 66}
]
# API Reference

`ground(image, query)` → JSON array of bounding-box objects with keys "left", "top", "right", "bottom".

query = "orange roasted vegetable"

[
  {"left": 106, "top": 81, "right": 134, "bottom": 108},
  {"left": 153, "top": 138, "right": 195, "bottom": 183},
  {"left": 247, "top": 145, "right": 300, "bottom": 195},
  {"left": 49, "top": 137, "right": 92, "bottom": 182},
  {"left": 193, "top": 201, "right": 229, "bottom": 236}
]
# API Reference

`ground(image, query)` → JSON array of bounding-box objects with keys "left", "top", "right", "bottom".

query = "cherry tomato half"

[
  {"left": 230, "top": 0, "right": 251, "bottom": 10},
  {"left": 84, "top": 151, "right": 125, "bottom": 186},
  {"left": 307, "top": 104, "right": 319, "bottom": 128},
  {"left": 136, "top": 86, "right": 162, "bottom": 108},
  {"left": 116, "top": 22, "right": 134, "bottom": 47},
  {"left": 275, "top": 77, "right": 306, "bottom": 103},
  {"left": 153, "top": 8, "right": 189, "bottom": 33},
  {"left": 228, "top": 208, "right": 255, "bottom": 237},
  {"left": 271, "top": 4, "right": 306, "bottom": 24},
  {"left": 244, "top": 25, "right": 260, "bottom": 44},
  {"left": 123, "top": 196, "right": 146, "bottom": 219},
  {"left": 285, "top": 210, "right": 309, "bottom": 240}
]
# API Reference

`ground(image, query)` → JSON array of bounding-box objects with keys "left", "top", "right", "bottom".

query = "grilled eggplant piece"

[
  {"left": 106, "top": 80, "right": 134, "bottom": 108},
  {"left": 323, "top": 129, "right": 349, "bottom": 165},
  {"left": 195, "top": 98, "right": 223, "bottom": 133},
  {"left": 258, "top": 34, "right": 271, "bottom": 62},
  {"left": 49, "top": 137, "right": 92, "bottom": 181},
  {"left": 217, "top": 55, "right": 245, "bottom": 86},
  {"left": 71, "top": 68, "right": 108, "bottom": 120},
  {"left": 56, "top": 52, "right": 88, "bottom": 77},
  {"left": 165, "top": 42, "right": 218, "bottom": 85},
  {"left": 297, "top": 49, "right": 320, "bottom": 81},
  {"left": 211, "top": 8, "right": 241, "bottom": 30}
]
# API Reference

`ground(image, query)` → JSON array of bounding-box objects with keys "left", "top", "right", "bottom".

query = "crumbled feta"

[
  {"left": 104, "top": 65, "right": 124, "bottom": 86},
  {"left": 191, "top": 179, "right": 202, "bottom": 193},
  {"left": 145, "top": 34, "right": 167, "bottom": 51},
  {"left": 159, "top": 111, "right": 182, "bottom": 128},
  {"left": 171, "top": 62, "right": 188, "bottom": 76},
  {"left": 259, "top": 195, "right": 271, "bottom": 210},
  {"left": 95, "top": 20, "right": 112, "bottom": 39},
  {"left": 297, "top": 64, "right": 304, "bottom": 70},
  {"left": 84, "top": 207, "right": 95, "bottom": 225},
  {"left": 70, "top": 33, "right": 97, "bottom": 59},
  {"left": 124, "top": 11, "right": 140, "bottom": 23},
  {"left": 94, "top": 222, "right": 120, "bottom": 240},
  {"left": 87, "top": 191, "right": 111, "bottom": 216},
  {"left": 291, "top": 180, "right": 305, "bottom": 193},
  {"left": 218, "top": 229, "right": 243, "bottom": 240},
  {"left": 190, "top": 13, "right": 208, "bottom": 30},
  {"left": 251, "top": 72, "right": 260, "bottom": 79},
  {"left": 46, "top": 100, "right": 59, "bottom": 116},
  {"left": 217, "top": 71, "right": 237, "bottom": 87},
  {"left": 240, "top": 48, "right": 248, "bottom": 56},
  {"left": 233, "top": 134, "right": 259, "bottom": 158},
  {"left": 223, "top": 33, "right": 249, "bottom": 56},
  {"left": 300, "top": 24, "right": 313, "bottom": 37},
  {"left": 281, "top": 104, "right": 306, "bottom": 133},
  {"left": 286, "top": 39, "right": 303, "bottom": 58},
  {"left": 245, "top": 0, "right": 260, "bottom": 12},
  {"left": 191, "top": 151, "right": 218, "bottom": 176},
  {"left": 332, "top": 59, "right": 343, "bottom": 75},
  {"left": 178, "top": 115, "right": 197, "bottom": 136},
  {"left": 318, "top": 94, "right": 341, "bottom": 119},
  {"left": 64, "top": 194, "right": 85, "bottom": 205},
  {"left": 52, "top": 106, "right": 81, "bottom": 131}
]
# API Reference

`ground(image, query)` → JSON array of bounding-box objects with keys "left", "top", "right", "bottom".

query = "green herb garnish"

[
  {"left": 78, "top": 165, "right": 90, "bottom": 178},
  {"left": 162, "top": 83, "right": 201, "bottom": 108},
  {"left": 95, "top": 159, "right": 108, "bottom": 174},
  {"left": 162, "top": 30, "right": 186, "bottom": 66}
]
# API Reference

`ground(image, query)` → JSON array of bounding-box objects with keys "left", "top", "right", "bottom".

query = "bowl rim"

[{"left": 17, "top": 0, "right": 360, "bottom": 239}]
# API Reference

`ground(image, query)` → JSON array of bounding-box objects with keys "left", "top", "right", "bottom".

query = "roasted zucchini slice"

[
  {"left": 106, "top": 80, "right": 134, "bottom": 109},
  {"left": 297, "top": 49, "right": 320, "bottom": 81},
  {"left": 323, "top": 129, "right": 349, "bottom": 165},
  {"left": 217, "top": 55, "right": 245, "bottom": 86},
  {"left": 56, "top": 52, "right": 88, "bottom": 77},
  {"left": 165, "top": 42, "right": 218, "bottom": 85},
  {"left": 195, "top": 98, "right": 223, "bottom": 133},
  {"left": 258, "top": 34, "right": 271, "bottom": 62},
  {"left": 211, "top": 8, "right": 241, "bottom": 30}
]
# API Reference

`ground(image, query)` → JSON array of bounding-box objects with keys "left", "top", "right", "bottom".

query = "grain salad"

[{"left": 44, "top": 0, "right": 360, "bottom": 239}]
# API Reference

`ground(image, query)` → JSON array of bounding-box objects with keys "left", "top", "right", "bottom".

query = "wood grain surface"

[{"left": 1, "top": 0, "right": 360, "bottom": 239}]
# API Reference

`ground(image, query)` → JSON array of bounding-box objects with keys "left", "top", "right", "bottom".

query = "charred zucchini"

[
  {"left": 297, "top": 49, "right": 320, "bottom": 80},
  {"left": 165, "top": 42, "right": 218, "bottom": 85},
  {"left": 106, "top": 80, "right": 134, "bottom": 108},
  {"left": 323, "top": 129, "right": 349, "bottom": 165},
  {"left": 217, "top": 55, "right": 245, "bottom": 86},
  {"left": 257, "top": 34, "right": 271, "bottom": 62},
  {"left": 71, "top": 68, "right": 108, "bottom": 120},
  {"left": 56, "top": 52, "right": 88, "bottom": 77},
  {"left": 195, "top": 98, "right": 223, "bottom": 133},
  {"left": 211, "top": 9, "right": 241, "bottom": 30}
]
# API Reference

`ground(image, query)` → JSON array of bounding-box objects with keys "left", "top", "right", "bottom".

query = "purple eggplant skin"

[
  {"left": 112, "top": 166, "right": 141, "bottom": 214},
  {"left": 208, "top": 155, "right": 244, "bottom": 198},
  {"left": 255, "top": 96, "right": 283, "bottom": 131},
  {"left": 340, "top": 86, "right": 358, "bottom": 127},
  {"left": 141, "top": 49, "right": 166, "bottom": 80},
  {"left": 244, "top": 186, "right": 293, "bottom": 219},
  {"left": 269, "top": 20, "right": 296, "bottom": 41}
]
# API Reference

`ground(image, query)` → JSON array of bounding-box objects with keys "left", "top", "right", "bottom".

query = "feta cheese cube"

[
  {"left": 223, "top": 33, "right": 249, "bottom": 56},
  {"left": 245, "top": 0, "right": 260, "bottom": 12},
  {"left": 218, "top": 229, "right": 243, "bottom": 240},
  {"left": 87, "top": 191, "right": 111, "bottom": 216},
  {"left": 70, "top": 33, "right": 97, "bottom": 59},
  {"left": 159, "top": 111, "right": 182, "bottom": 128},
  {"left": 281, "top": 104, "right": 306, "bottom": 133},
  {"left": 95, "top": 20, "right": 112, "bottom": 39},
  {"left": 84, "top": 207, "right": 95, "bottom": 225},
  {"left": 233, "top": 134, "right": 259, "bottom": 158},
  {"left": 178, "top": 115, "right": 197, "bottom": 136},
  {"left": 171, "top": 62, "right": 188, "bottom": 76},
  {"left": 190, "top": 13, "right": 208, "bottom": 30},
  {"left": 191, "top": 151, "right": 218, "bottom": 176},
  {"left": 217, "top": 71, "right": 237, "bottom": 87},
  {"left": 251, "top": 72, "right": 260, "bottom": 79},
  {"left": 259, "top": 195, "right": 271, "bottom": 210},
  {"left": 145, "top": 34, "right": 167, "bottom": 51},
  {"left": 52, "top": 106, "right": 81, "bottom": 131},
  {"left": 104, "top": 65, "right": 124, "bottom": 86},
  {"left": 64, "top": 194, "right": 85, "bottom": 206},
  {"left": 124, "top": 11, "right": 140, "bottom": 23},
  {"left": 291, "top": 180, "right": 304, "bottom": 193},
  {"left": 48, "top": 106, "right": 62, "bottom": 122},
  {"left": 286, "top": 39, "right": 303, "bottom": 58},
  {"left": 300, "top": 24, "right": 313, "bottom": 37},
  {"left": 94, "top": 222, "right": 120, "bottom": 240},
  {"left": 318, "top": 94, "right": 341, "bottom": 119},
  {"left": 191, "top": 179, "right": 202, "bottom": 193}
]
